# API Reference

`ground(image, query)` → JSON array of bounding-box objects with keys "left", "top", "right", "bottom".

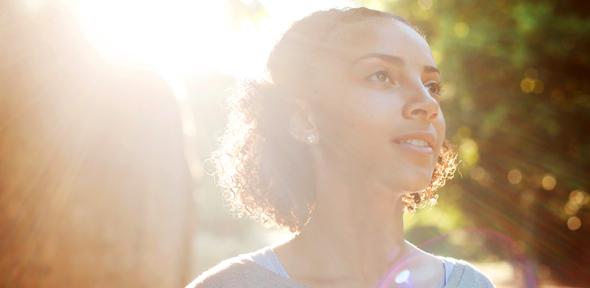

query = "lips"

[{"left": 392, "top": 132, "right": 436, "bottom": 153}]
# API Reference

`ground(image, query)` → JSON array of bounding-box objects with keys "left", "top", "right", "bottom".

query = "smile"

[
  {"left": 392, "top": 132, "right": 436, "bottom": 154},
  {"left": 397, "top": 139, "right": 433, "bottom": 153}
]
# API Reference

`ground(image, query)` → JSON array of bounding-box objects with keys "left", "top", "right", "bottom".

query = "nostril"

[
  {"left": 404, "top": 99, "right": 439, "bottom": 121},
  {"left": 410, "top": 108, "right": 437, "bottom": 120},
  {"left": 430, "top": 111, "right": 438, "bottom": 120},
  {"left": 411, "top": 108, "right": 427, "bottom": 117}
]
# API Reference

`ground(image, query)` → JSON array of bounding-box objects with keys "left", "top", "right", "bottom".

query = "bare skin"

[{"left": 274, "top": 17, "right": 447, "bottom": 288}]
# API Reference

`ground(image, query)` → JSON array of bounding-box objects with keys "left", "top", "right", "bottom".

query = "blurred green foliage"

[{"left": 364, "top": 0, "right": 590, "bottom": 285}]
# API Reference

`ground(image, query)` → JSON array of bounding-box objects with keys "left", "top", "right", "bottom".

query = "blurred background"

[{"left": 1, "top": 0, "right": 588, "bottom": 287}]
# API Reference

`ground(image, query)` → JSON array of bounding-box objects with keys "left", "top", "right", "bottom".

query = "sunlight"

[
  {"left": 74, "top": 0, "right": 354, "bottom": 186},
  {"left": 75, "top": 0, "right": 354, "bottom": 78},
  {"left": 76, "top": 0, "right": 229, "bottom": 75}
]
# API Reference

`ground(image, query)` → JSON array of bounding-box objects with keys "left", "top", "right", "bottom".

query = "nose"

[{"left": 402, "top": 85, "right": 440, "bottom": 122}]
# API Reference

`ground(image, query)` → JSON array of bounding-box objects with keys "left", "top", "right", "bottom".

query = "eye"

[
  {"left": 424, "top": 80, "right": 442, "bottom": 98},
  {"left": 366, "top": 70, "right": 399, "bottom": 86}
]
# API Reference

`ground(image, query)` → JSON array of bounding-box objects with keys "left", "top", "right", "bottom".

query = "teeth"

[{"left": 400, "top": 139, "right": 430, "bottom": 147}]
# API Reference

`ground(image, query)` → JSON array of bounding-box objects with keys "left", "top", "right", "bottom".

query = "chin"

[
  {"left": 403, "top": 181, "right": 431, "bottom": 193},
  {"left": 397, "top": 169, "right": 434, "bottom": 193}
]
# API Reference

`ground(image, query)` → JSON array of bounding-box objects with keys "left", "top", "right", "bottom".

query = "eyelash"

[
  {"left": 425, "top": 81, "right": 443, "bottom": 98},
  {"left": 366, "top": 70, "right": 443, "bottom": 99},
  {"left": 366, "top": 70, "right": 398, "bottom": 86}
]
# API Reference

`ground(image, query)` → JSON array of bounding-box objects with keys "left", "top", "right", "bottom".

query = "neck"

[{"left": 282, "top": 159, "right": 407, "bottom": 285}]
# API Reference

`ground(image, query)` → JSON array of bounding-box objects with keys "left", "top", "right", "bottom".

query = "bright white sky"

[{"left": 74, "top": 0, "right": 356, "bottom": 78}]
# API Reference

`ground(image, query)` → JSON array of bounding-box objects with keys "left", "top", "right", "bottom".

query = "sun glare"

[
  {"left": 77, "top": 0, "right": 229, "bottom": 75},
  {"left": 75, "top": 0, "right": 354, "bottom": 78},
  {"left": 73, "top": 0, "right": 354, "bottom": 196}
]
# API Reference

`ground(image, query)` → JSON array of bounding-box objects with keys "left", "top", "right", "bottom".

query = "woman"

[{"left": 188, "top": 7, "right": 495, "bottom": 288}]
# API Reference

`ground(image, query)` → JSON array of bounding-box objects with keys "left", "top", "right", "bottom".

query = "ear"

[{"left": 288, "top": 98, "right": 319, "bottom": 144}]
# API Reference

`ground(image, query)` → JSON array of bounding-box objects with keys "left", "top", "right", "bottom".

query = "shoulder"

[
  {"left": 185, "top": 249, "right": 302, "bottom": 288},
  {"left": 440, "top": 256, "right": 496, "bottom": 288},
  {"left": 404, "top": 241, "right": 495, "bottom": 287},
  {"left": 185, "top": 254, "right": 252, "bottom": 288}
]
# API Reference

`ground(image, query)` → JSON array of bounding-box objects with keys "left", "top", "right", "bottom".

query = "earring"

[{"left": 306, "top": 133, "right": 319, "bottom": 145}]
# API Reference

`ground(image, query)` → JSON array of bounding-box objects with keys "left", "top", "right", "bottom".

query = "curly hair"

[{"left": 212, "top": 7, "right": 458, "bottom": 233}]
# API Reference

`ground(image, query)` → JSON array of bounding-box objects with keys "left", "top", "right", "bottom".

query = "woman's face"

[{"left": 308, "top": 17, "right": 445, "bottom": 194}]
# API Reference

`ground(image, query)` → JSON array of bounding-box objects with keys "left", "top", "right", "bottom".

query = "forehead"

[{"left": 322, "top": 17, "right": 435, "bottom": 67}]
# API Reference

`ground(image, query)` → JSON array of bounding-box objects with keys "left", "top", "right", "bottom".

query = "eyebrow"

[{"left": 350, "top": 53, "right": 440, "bottom": 74}]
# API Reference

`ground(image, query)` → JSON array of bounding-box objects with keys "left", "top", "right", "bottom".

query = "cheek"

[
  {"left": 435, "top": 113, "right": 446, "bottom": 152},
  {"left": 314, "top": 88, "right": 405, "bottom": 164}
]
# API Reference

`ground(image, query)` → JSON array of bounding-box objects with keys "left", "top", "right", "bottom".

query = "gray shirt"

[{"left": 188, "top": 246, "right": 496, "bottom": 288}]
